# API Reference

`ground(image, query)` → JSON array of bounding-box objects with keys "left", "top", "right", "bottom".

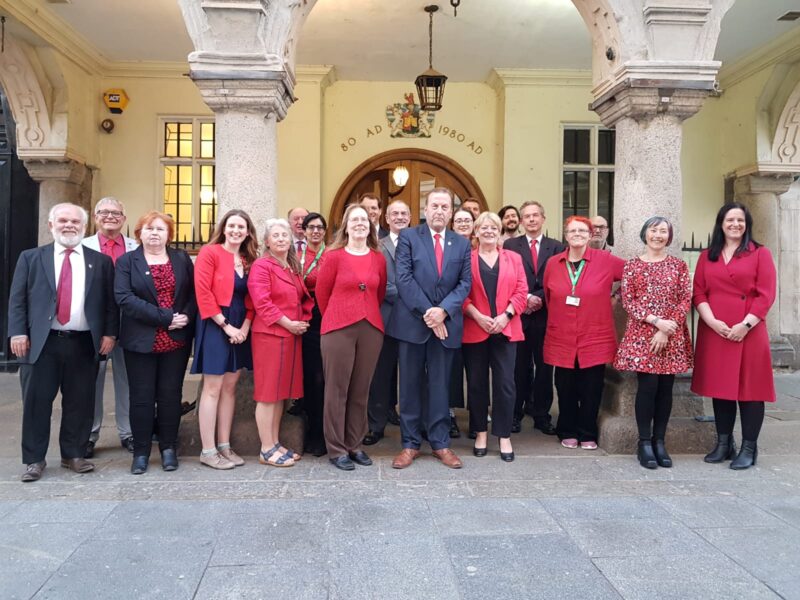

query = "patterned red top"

[
  {"left": 150, "top": 263, "right": 185, "bottom": 354},
  {"left": 613, "top": 256, "right": 693, "bottom": 374}
]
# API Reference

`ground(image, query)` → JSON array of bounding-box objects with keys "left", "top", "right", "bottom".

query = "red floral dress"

[
  {"left": 613, "top": 256, "right": 693, "bottom": 374},
  {"left": 150, "top": 263, "right": 184, "bottom": 354}
]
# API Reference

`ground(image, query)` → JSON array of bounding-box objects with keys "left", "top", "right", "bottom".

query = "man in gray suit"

[
  {"left": 82, "top": 197, "right": 138, "bottom": 456},
  {"left": 363, "top": 199, "right": 410, "bottom": 444}
]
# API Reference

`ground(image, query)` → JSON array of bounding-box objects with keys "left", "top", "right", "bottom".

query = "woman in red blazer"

[
  {"left": 316, "top": 204, "right": 387, "bottom": 471},
  {"left": 247, "top": 218, "right": 313, "bottom": 468},
  {"left": 463, "top": 212, "right": 528, "bottom": 461},
  {"left": 692, "top": 203, "right": 776, "bottom": 470},
  {"left": 543, "top": 215, "right": 625, "bottom": 450},
  {"left": 192, "top": 210, "right": 259, "bottom": 470}
]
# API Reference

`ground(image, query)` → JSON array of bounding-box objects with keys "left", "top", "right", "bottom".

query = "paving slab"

[
  {"left": 0, "top": 500, "right": 119, "bottom": 524},
  {"left": 540, "top": 496, "right": 671, "bottom": 521},
  {"left": 758, "top": 496, "right": 800, "bottom": 529},
  {"left": 194, "top": 565, "right": 329, "bottom": 600},
  {"left": 428, "top": 497, "right": 561, "bottom": 536},
  {"left": 651, "top": 496, "right": 786, "bottom": 528}
]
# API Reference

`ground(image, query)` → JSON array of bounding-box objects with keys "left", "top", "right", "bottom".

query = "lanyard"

[
  {"left": 565, "top": 259, "right": 586, "bottom": 296},
  {"left": 303, "top": 243, "right": 325, "bottom": 280}
]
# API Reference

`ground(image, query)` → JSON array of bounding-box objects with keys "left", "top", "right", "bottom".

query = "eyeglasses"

[
  {"left": 592, "top": 225, "right": 608, "bottom": 230},
  {"left": 565, "top": 229, "right": 591, "bottom": 235},
  {"left": 453, "top": 219, "right": 473, "bottom": 225},
  {"left": 306, "top": 225, "right": 326, "bottom": 231},
  {"left": 96, "top": 210, "right": 123, "bottom": 218}
]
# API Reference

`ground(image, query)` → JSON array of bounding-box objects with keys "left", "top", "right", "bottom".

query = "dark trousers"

[
  {"left": 19, "top": 331, "right": 98, "bottom": 464},
  {"left": 463, "top": 335, "right": 517, "bottom": 438},
  {"left": 367, "top": 335, "right": 398, "bottom": 433},
  {"left": 398, "top": 337, "right": 455, "bottom": 450},
  {"left": 449, "top": 350, "right": 465, "bottom": 409},
  {"left": 302, "top": 305, "right": 325, "bottom": 443},
  {"left": 713, "top": 398, "right": 765, "bottom": 442},
  {"left": 321, "top": 321, "right": 384, "bottom": 458},
  {"left": 124, "top": 346, "right": 191, "bottom": 457},
  {"left": 514, "top": 321, "right": 554, "bottom": 425},
  {"left": 635, "top": 373, "right": 674, "bottom": 440},
  {"left": 554, "top": 362, "right": 606, "bottom": 443}
]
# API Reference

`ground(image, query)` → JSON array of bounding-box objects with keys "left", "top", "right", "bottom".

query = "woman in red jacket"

[
  {"left": 463, "top": 212, "right": 527, "bottom": 461},
  {"left": 316, "top": 204, "right": 387, "bottom": 471},
  {"left": 544, "top": 215, "right": 625, "bottom": 450},
  {"left": 692, "top": 203, "right": 776, "bottom": 470},
  {"left": 247, "top": 218, "right": 314, "bottom": 467},
  {"left": 192, "top": 210, "right": 259, "bottom": 469}
]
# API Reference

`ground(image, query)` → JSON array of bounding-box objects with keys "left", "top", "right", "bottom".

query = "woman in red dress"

[
  {"left": 247, "top": 218, "right": 313, "bottom": 467},
  {"left": 614, "top": 217, "right": 693, "bottom": 469},
  {"left": 692, "top": 203, "right": 776, "bottom": 470}
]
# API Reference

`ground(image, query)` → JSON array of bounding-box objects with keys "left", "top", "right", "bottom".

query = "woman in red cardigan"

[
  {"left": 247, "top": 218, "right": 314, "bottom": 467},
  {"left": 543, "top": 215, "right": 625, "bottom": 449},
  {"left": 315, "top": 204, "right": 387, "bottom": 471},
  {"left": 462, "top": 212, "right": 527, "bottom": 461},
  {"left": 692, "top": 203, "right": 776, "bottom": 470},
  {"left": 192, "top": 210, "right": 259, "bottom": 469}
]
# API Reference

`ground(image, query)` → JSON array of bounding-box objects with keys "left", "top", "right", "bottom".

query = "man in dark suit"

[
  {"left": 360, "top": 192, "right": 389, "bottom": 239},
  {"left": 364, "top": 200, "right": 410, "bottom": 445},
  {"left": 503, "top": 200, "right": 565, "bottom": 434},
  {"left": 8, "top": 203, "right": 118, "bottom": 482},
  {"left": 387, "top": 188, "right": 471, "bottom": 469}
]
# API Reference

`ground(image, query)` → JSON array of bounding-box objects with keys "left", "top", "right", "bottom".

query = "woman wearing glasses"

[{"left": 543, "top": 215, "right": 625, "bottom": 450}]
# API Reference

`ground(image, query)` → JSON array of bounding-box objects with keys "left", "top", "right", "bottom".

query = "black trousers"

[
  {"left": 463, "top": 335, "right": 517, "bottom": 438},
  {"left": 124, "top": 345, "right": 191, "bottom": 457},
  {"left": 302, "top": 305, "right": 325, "bottom": 443},
  {"left": 514, "top": 321, "right": 554, "bottom": 425},
  {"left": 634, "top": 373, "right": 674, "bottom": 440},
  {"left": 554, "top": 362, "right": 606, "bottom": 442},
  {"left": 449, "top": 350, "right": 465, "bottom": 409},
  {"left": 19, "top": 331, "right": 98, "bottom": 464},
  {"left": 713, "top": 398, "right": 765, "bottom": 442},
  {"left": 367, "top": 335, "right": 398, "bottom": 433}
]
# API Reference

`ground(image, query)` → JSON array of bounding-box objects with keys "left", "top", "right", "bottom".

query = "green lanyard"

[
  {"left": 565, "top": 260, "right": 586, "bottom": 296},
  {"left": 303, "top": 243, "right": 325, "bottom": 280}
]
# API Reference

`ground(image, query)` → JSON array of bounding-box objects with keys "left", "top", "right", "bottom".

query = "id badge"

[{"left": 566, "top": 295, "right": 581, "bottom": 306}]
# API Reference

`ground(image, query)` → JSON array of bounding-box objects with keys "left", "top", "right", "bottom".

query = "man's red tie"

[
  {"left": 296, "top": 241, "right": 303, "bottom": 254},
  {"left": 104, "top": 238, "right": 117, "bottom": 265},
  {"left": 434, "top": 233, "right": 444, "bottom": 276},
  {"left": 530, "top": 238, "right": 539, "bottom": 273},
  {"left": 56, "top": 248, "right": 73, "bottom": 325}
]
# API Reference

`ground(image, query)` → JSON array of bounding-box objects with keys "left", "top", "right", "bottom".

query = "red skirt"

[{"left": 252, "top": 332, "right": 304, "bottom": 403}]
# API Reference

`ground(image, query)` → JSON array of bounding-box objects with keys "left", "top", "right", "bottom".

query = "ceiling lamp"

[
  {"left": 415, "top": 5, "right": 448, "bottom": 112},
  {"left": 392, "top": 165, "right": 410, "bottom": 187}
]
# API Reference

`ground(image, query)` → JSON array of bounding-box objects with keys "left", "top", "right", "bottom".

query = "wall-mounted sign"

[
  {"left": 385, "top": 93, "right": 435, "bottom": 138},
  {"left": 103, "top": 89, "right": 129, "bottom": 114}
]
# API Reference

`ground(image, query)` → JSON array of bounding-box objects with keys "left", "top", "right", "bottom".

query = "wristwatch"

[
  {"left": 743, "top": 321, "right": 752, "bottom": 329},
  {"left": 504, "top": 310, "right": 514, "bottom": 320}
]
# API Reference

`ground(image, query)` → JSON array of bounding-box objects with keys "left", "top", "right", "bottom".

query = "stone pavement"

[{"left": 1, "top": 370, "right": 799, "bottom": 600}]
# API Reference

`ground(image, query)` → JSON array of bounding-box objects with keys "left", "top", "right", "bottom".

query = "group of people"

[{"left": 8, "top": 189, "right": 776, "bottom": 481}]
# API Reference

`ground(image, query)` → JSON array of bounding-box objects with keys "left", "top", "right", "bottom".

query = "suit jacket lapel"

[
  {"left": 83, "top": 249, "right": 96, "bottom": 298},
  {"left": 516, "top": 237, "right": 535, "bottom": 275},
  {"left": 382, "top": 236, "right": 396, "bottom": 261},
  {"left": 471, "top": 250, "right": 488, "bottom": 303},
  {"left": 168, "top": 248, "right": 182, "bottom": 304},
  {"left": 133, "top": 249, "right": 159, "bottom": 303},
  {"left": 418, "top": 224, "right": 439, "bottom": 277},
  {"left": 41, "top": 244, "right": 57, "bottom": 294}
]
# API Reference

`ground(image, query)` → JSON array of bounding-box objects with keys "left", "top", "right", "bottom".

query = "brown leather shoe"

[
  {"left": 391, "top": 448, "right": 420, "bottom": 469},
  {"left": 21, "top": 461, "right": 46, "bottom": 482},
  {"left": 432, "top": 448, "right": 463, "bottom": 469},
  {"left": 60, "top": 457, "right": 95, "bottom": 473}
]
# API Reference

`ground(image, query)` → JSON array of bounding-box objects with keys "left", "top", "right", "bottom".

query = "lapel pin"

[
  {"left": 447, "top": 241, "right": 452, "bottom": 246},
  {"left": 88, "top": 264, "right": 93, "bottom": 269},
  {"left": 145, "top": 271, "right": 150, "bottom": 275}
]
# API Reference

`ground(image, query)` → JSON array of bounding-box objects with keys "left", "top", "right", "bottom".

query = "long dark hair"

[
  {"left": 708, "top": 202, "right": 760, "bottom": 262},
  {"left": 208, "top": 209, "right": 260, "bottom": 271}
]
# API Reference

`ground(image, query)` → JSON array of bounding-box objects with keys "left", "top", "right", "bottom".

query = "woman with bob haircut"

[{"left": 614, "top": 217, "right": 693, "bottom": 469}]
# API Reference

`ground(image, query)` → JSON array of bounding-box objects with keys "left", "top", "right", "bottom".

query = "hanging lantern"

[
  {"left": 415, "top": 5, "right": 448, "bottom": 112},
  {"left": 392, "top": 165, "right": 410, "bottom": 187}
]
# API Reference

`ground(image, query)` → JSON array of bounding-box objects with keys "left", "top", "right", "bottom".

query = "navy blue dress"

[{"left": 191, "top": 271, "right": 253, "bottom": 375}]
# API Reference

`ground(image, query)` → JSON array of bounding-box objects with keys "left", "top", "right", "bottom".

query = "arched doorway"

[{"left": 329, "top": 148, "right": 487, "bottom": 230}]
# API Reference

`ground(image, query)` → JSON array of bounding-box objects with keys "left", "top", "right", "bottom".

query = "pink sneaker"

[
  {"left": 580, "top": 441, "right": 598, "bottom": 450},
  {"left": 561, "top": 438, "right": 579, "bottom": 449}
]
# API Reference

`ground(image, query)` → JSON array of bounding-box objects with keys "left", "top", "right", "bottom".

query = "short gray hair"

[
  {"left": 639, "top": 216, "right": 674, "bottom": 246},
  {"left": 48, "top": 203, "right": 88, "bottom": 226},
  {"left": 94, "top": 196, "right": 125, "bottom": 214}
]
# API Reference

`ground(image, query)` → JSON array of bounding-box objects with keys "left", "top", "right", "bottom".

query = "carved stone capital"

[
  {"left": 643, "top": 1, "right": 713, "bottom": 62},
  {"left": 591, "top": 85, "right": 710, "bottom": 127},
  {"left": 193, "top": 78, "right": 293, "bottom": 120},
  {"left": 23, "top": 158, "right": 90, "bottom": 186},
  {"left": 733, "top": 172, "right": 795, "bottom": 197}
]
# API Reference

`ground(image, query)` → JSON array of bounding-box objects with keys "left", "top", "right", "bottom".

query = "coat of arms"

[{"left": 386, "top": 93, "right": 435, "bottom": 138}]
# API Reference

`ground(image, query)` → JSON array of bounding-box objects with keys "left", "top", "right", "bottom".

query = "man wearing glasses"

[
  {"left": 589, "top": 216, "right": 614, "bottom": 253},
  {"left": 82, "top": 197, "right": 138, "bottom": 456}
]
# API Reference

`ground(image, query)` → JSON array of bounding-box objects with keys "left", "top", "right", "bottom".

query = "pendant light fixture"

[{"left": 415, "top": 5, "right": 448, "bottom": 112}]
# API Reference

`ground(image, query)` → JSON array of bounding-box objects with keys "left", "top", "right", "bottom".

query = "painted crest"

[{"left": 386, "top": 93, "right": 435, "bottom": 138}]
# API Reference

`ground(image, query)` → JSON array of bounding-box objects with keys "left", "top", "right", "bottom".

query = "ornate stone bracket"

[
  {"left": 591, "top": 85, "right": 710, "bottom": 127},
  {"left": 193, "top": 78, "right": 293, "bottom": 120}
]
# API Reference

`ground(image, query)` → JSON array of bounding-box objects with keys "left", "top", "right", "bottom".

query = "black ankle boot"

[
  {"left": 652, "top": 439, "right": 672, "bottom": 468},
  {"left": 637, "top": 440, "right": 657, "bottom": 469},
  {"left": 730, "top": 440, "right": 758, "bottom": 470},
  {"left": 704, "top": 434, "right": 737, "bottom": 463}
]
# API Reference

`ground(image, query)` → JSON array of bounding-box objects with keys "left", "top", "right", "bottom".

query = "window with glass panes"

[
  {"left": 562, "top": 125, "right": 615, "bottom": 244},
  {"left": 161, "top": 119, "right": 216, "bottom": 244}
]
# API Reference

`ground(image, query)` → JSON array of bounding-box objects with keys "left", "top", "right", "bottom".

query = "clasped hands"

[
  {"left": 649, "top": 318, "right": 678, "bottom": 353},
  {"left": 523, "top": 295, "right": 543, "bottom": 315},
  {"left": 423, "top": 307, "right": 448, "bottom": 340},
  {"left": 473, "top": 312, "right": 510, "bottom": 336},
  {"left": 711, "top": 319, "right": 749, "bottom": 343}
]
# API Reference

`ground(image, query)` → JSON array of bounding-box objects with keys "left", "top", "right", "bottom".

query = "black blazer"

[
  {"left": 114, "top": 246, "right": 196, "bottom": 353},
  {"left": 7, "top": 243, "right": 118, "bottom": 364},
  {"left": 503, "top": 234, "right": 565, "bottom": 328}
]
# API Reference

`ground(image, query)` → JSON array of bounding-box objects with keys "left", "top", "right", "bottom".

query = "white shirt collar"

[
  {"left": 54, "top": 241, "right": 84, "bottom": 256},
  {"left": 525, "top": 232, "right": 543, "bottom": 245},
  {"left": 389, "top": 231, "right": 399, "bottom": 244}
]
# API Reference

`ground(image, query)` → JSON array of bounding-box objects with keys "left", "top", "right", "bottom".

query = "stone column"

[
  {"left": 23, "top": 158, "right": 93, "bottom": 243},
  {"left": 734, "top": 172, "right": 797, "bottom": 366}
]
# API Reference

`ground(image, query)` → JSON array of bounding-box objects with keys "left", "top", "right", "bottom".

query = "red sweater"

[
  {"left": 194, "top": 243, "right": 255, "bottom": 321},
  {"left": 315, "top": 247, "right": 387, "bottom": 335}
]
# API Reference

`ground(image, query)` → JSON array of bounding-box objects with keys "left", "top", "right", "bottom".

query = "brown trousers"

[{"left": 321, "top": 320, "right": 384, "bottom": 458}]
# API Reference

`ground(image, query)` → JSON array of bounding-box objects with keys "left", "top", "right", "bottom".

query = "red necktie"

[
  {"left": 104, "top": 238, "right": 117, "bottom": 265},
  {"left": 434, "top": 233, "right": 443, "bottom": 276},
  {"left": 56, "top": 248, "right": 74, "bottom": 325},
  {"left": 531, "top": 238, "right": 539, "bottom": 273},
  {"left": 296, "top": 241, "right": 303, "bottom": 254}
]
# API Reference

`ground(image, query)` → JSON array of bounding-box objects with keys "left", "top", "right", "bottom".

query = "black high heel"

[
  {"left": 704, "top": 434, "right": 737, "bottom": 463},
  {"left": 637, "top": 440, "right": 657, "bottom": 469},
  {"left": 730, "top": 440, "right": 757, "bottom": 470},
  {"left": 499, "top": 438, "right": 514, "bottom": 462}
]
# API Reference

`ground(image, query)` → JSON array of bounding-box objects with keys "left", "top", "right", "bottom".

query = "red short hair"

[
  {"left": 564, "top": 215, "right": 593, "bottom": 235},
  {"left": 134, "top": 210, "right": 175, "bottom": 243}
]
